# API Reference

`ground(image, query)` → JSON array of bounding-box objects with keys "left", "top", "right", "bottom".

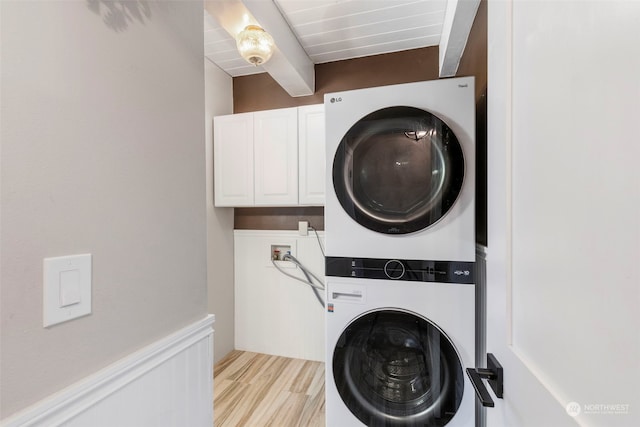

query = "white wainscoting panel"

[
  {"left": 2, "top": 315, "right": 215, "bottom": 427},
  {"left": 234, "top": 230, "right": 325, "bottom": 361}
]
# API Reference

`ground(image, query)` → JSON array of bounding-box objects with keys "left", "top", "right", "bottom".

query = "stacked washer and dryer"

[{"left": 324, "top": 77, "right": 476, "bottom": 427}]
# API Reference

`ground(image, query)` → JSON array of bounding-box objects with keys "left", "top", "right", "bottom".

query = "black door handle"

[{"left": 466, "top": 353, "right": 504, "bottom": 407}]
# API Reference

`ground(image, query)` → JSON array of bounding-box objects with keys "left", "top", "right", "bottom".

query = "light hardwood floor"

[{"left": 214, "top": 351, "right": 325, "bottom": 426}]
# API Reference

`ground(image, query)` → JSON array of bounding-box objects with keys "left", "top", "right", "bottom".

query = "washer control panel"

[{"left": 326, "top": 256, "right": 474, "bottom": 284}]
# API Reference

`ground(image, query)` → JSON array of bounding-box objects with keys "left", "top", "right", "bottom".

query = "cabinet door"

[
  {"left": 253, "top": 107, "right": 298, "bottom": 206},
  {"left": 213, "top": 112, "right": 254, "bottom": 206},
  {"left": 298, "top": 104, "right": 326, "bottom": 206}
]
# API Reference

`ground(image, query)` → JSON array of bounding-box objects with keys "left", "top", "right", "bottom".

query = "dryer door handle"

[
  {"left": 331, "top": 291, "right": 363, "bottom": 300},
  {"left": 466, "top": 353, "right": 504, "bottom": 407}
]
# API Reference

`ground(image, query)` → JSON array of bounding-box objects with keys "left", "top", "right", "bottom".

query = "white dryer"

[
  {"left": 325, "top": 77, "right": 475, "bottom": 262},
  {"left": 325, "top": 275, "right": 475, "bottom": 426}
]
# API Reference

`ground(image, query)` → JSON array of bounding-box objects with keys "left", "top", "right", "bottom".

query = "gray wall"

[
  {"left": 204, "top": 60, "right": 235, "bottom": 363},
  {"left": 1, "top": 1, "right": 207, "bottom": 417}
]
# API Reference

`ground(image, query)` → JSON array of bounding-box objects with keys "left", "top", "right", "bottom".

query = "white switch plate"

[{"left": 43, "top": 254, "right": 92, "bottom": 327}]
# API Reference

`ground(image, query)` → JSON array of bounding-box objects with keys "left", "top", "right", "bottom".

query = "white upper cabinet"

[
  {"left": 214, "top": 112, "right": 254, "bottom": 206},
  {"left": 213, "top": 105, "right": 325, "bottom": 207},
  {"left": 254, "top": 108, "right": 299, "bottom": 205},
  {"left": 298, "top": 104, "right": 326, "bottom": 206}
]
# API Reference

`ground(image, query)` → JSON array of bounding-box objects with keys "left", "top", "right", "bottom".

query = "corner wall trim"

[{"left": 2, "top": 315, "right": 215, "bottom": 427}]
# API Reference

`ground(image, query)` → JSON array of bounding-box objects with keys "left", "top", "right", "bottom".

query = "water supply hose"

[{"left": 271, "top": 253, "right": 325, "bottom": 308}]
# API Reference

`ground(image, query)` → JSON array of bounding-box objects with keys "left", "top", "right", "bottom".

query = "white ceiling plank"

[
  {"left": 439, "top": 0, "right": 480, "bottom": 77},
  {"left": 310, "top": 35, "right": 439, "bottom": 64},
  {"left": 277, "top": 0, "right": 438, "bottom": 25},
  {"left": 205, "top": 46, "right": 245, "bottom": 62},
  {"left": 302, "top": 18, "right": 443, "bottom": 48},
  {"left": 294, "top": 8, "right": 445, "bottom": 37},
  {"left": 305, "top": 26, "right": 440, "bottom": 56},
  {"left": 204, "top": 30, "right": 230, "bottom": 45},
  {"left": 272, "top": 0, "right": 329, "bottom": 15},
  {"left": 242, "top": 0, "right": 315, "bottom": 96}
]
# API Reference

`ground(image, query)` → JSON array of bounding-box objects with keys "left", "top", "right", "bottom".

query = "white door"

[
  {"left": 254, "top": 107, "right": 299, "bottom": 205},
  {"left": 484, "top": 2, "right": 640, "bottom": 427}
]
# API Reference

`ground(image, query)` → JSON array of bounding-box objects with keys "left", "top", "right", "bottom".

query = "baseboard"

[{"left": 2, "top": 315, "right": 215, "bottom": 427}]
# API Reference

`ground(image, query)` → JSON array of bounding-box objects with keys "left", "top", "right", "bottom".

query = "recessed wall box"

[{"left": 270, "top": 244, "right": 295, "bottom": 269}]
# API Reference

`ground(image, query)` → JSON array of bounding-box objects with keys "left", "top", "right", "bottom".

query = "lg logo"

[{"left": 330, "top": 97, "right": 342, "bottom": 103}]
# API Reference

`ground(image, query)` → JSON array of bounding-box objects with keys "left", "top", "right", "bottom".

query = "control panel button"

[{"left": 384, "top": 259, "right": 405, "bottom": 279}]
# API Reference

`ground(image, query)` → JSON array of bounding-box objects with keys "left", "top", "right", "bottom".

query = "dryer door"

[
  {"left": 333, "top": 309, "right": 464, "bottom": 426},
  {"left": 333, "top": 106, "right": 465, "bottom": 234}
]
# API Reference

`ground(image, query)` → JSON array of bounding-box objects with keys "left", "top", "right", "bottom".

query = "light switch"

[
  {"left": 59, "top": 270, "right": 81, "bottom": 307},
  {"left": 43, "top": 254, "right": 92, "bottom": 327}
]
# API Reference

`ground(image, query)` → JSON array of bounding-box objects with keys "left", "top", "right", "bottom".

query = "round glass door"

[
  {"left": 333, "top": 310, "right": 464, "bottom": 426},
  {"left": 333, "top": 106, "right": 465, "bottom": 234}
]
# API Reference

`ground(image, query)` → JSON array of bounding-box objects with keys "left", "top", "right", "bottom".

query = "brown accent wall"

[
  {"left": 456, "top": 0, "right": 487, "bottom": 101},
  {"left": 233, "top": 47, "right": 439, "bottom": 113},
  {"left": 456, "top": 0, "right": 488, "bottom": 246},
  {"left": 234, "top": 207, "right": 324, "bottom": 231}
]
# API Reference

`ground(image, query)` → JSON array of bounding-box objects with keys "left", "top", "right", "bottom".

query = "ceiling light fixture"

[{"left": 236, "top": 25, "right": 275, "bottom": 66}]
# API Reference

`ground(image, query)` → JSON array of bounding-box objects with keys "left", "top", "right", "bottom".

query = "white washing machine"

[
  {"left": 325, "top": 274, "right": 475, "bottom": 426},
  {"left": 325, "top": 77, "right": 475, "bottom": 262}
]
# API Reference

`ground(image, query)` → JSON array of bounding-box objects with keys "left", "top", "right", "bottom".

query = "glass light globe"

[{"left": 236, "top": 25, "right": 275, "bottom": 66}]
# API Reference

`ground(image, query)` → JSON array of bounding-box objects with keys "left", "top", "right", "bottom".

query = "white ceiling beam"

[
  {"left": 439, "top": 0, "right": 481, "bottom": 77},
  {"left": 204, "top": 0, "right": 315, "bottom": 97},
  {"left": 243, "top": 0, "right": 314, "bottom": 97}
]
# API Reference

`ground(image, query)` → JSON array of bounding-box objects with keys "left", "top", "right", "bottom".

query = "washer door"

[
  {"left": 333, "top": 310, "right": 464, "bottom": 426},
  {"left": 333, "top": 106, "right": 465, "bottom": 234}
]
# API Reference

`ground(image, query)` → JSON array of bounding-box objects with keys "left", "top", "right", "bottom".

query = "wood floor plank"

[
  {"left": 289, "top": 360, "right": 317, "bottom": 394},
  {"left": 214, "top": 351, "right": 325, "bottom": 427},
  {"left": 213, "top": 350, "right": 244, "bottom": 379},
  {"left": 240, "top": 387, "right": 291, "bottom": 426},
  {"left": 306, "top": 363, "right": 326, "bottom": 398},
  {"left": 264, "top": 391, "right": 309, "bottom": 427},
  {"left": 297, "top": 383, "right": 325, "bottom": 427},
  {"left": 213, "top": 381, "right": 251, "bottom": 426},
  {"left": 231, "top": 358, "right": 291, "bottom": 425},
  {"left": 215, "top": 351, "right": 255, "bottom": 382},
  {"left": 269, "top": 357, "right": 306, "bottom": 391}
]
